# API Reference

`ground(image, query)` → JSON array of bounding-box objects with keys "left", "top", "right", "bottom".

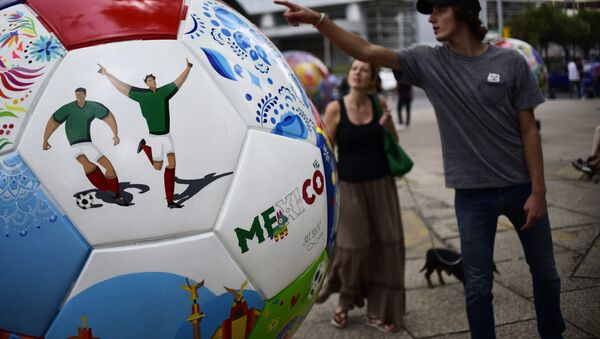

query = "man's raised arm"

[
  {"left": 274, "top": 0, "right": 401, "bottom": 71},
  {"left": 174, "top": 59, "right": 193, "bottom": 89},
  {"left": 98, "top": 64, "right": 133, "bottom": 96}
]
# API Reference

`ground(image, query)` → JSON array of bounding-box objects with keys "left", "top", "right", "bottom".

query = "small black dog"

[{"left": 420, "top": 248, "right": 499, "bottom": 288}]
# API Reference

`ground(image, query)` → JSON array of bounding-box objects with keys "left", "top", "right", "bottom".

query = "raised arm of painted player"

[
  {"left": 518, "top": 109, "right": 547, "bottom": 231},
  {"left": 97, "top": 63, "right": 132, "bottom": 97},
  {"left": 173, "top": 58, "right": 193, "bottom": 89},
  {"left": 42, "top": 116, "right": 61, "bottom": 150},
  {"left": 102, "top": 111, "right": 120, "bottom": 146},
  {"left": 274, "top": 0, "right": 401, "bottom": 70}
]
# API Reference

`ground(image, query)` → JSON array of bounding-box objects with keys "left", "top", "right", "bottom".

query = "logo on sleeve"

[{"left": 487, "top": 73, "right": 501, "bottom": 83}]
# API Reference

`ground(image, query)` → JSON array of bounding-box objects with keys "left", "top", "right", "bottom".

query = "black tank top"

[{"left": 336, "top": 97, "right": 389, "bottom": 182}]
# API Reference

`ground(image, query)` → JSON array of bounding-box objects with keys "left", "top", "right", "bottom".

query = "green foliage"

[{"left": 507, "top": 4, "right": 598, "bottom": 59}]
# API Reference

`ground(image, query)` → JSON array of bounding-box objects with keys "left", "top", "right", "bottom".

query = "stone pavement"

[{"left": 295, "top": 94, "right": 600, "bottom": 338}]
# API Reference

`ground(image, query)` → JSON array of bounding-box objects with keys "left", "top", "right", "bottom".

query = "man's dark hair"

[
  {"left": 452, "top": 4, "right": 488, "bottom": 41},
  {"left": 144, "top": 74, "right": 156, "bottom": 83},
  {"left": 75, "top": 87, "right": 86, "bottom": 94}
]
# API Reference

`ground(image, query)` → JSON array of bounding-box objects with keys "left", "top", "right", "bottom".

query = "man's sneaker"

[
  {"left": 137, "top": 139, "right": 146, "bottom": 154},
  {"left": 572, "top": 159, "right": 594, "bottom": 176},
  {"left": 168, "top": 201, "right": 183, "bottom": 209}
]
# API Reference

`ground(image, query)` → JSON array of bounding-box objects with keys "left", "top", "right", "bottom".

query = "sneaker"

[
  {"left": 168, "top": 201, "right": 184, "bottom": 209},
  {"left": 137, "top": 139, "right": 146, "bottom": 153},
  {"left": 572, "top": 159, "right": 594, "bottom": 176}
]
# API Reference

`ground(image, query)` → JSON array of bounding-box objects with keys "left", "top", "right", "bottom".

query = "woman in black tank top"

[{"left": 316, "top": 60, "right": 406, "bottom": 333}]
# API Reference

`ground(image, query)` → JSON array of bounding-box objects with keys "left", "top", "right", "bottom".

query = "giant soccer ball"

[
  {"left": 0, "top": 0, "right": 338, "bottom": 338},
  {"left": 491, "top": 38, "right": 548, "bottom": 91}
]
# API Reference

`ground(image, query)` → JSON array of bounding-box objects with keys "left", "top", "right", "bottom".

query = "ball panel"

[
  {"left": 26, "top": 0, "right": 184, "bottom": 50},
  {"left": 0, "top": 5, "right": 66, "bottom": 155},
  {"left": 316, "top": 126, "right": 339, "bottom": 255},
  {"left": 47, "top": 234, "right": 264, "bottom": 338},
  {"left": 248, "top": 250, "right": 328, "bottom": 339},
  {"left": 18, "top": 40, "right": 246, "bottom": 246},
  {"left": 215, "top": 130, "right": 327, "bottom": 299},
  {"left": 0, "top": 153, "right": 91, "bottom": 337},
  {"left": 181, "top": 0, "right": 318, "bottom": 145}
]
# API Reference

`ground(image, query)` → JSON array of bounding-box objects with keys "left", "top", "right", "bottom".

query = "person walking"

[
  {"left": 568, "top": 58, "right": 581, "bottom": 99},
  {"left": 396, "top": 82, "right": 413, "bottom": 128},
  {"left": 275, "top": 0, "right": 565, "bottom": 338},
  {"left": 314, "top": 59, "right": 405, "bottom": 333}
]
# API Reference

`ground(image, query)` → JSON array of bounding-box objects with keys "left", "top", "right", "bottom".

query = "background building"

[{"left": 231, "top": 0, "right": 599, "bottom": 72}]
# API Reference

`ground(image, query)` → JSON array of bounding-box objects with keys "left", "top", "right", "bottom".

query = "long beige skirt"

[{"left": 318, "top": 175, "right": 406, "bottom": 327}]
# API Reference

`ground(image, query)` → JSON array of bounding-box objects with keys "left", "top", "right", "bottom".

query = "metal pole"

[
  {"left": 497, "top": 0, "right": 504, "bottom": 37},
  {"left": 324, "top": 37, "right": 331, "bottom": 68}
]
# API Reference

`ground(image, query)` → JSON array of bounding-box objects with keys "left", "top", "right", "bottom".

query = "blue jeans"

[{"left": 455, "top": 184, "right": 565, "bottom": 339}]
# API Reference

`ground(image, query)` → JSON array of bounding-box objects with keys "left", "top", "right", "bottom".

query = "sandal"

[
  {"left": 366, "top": 314, "right": 397, "bottom": 333},
  {"left": 330, "top": 306, "right": 349, "bottom": 329}
]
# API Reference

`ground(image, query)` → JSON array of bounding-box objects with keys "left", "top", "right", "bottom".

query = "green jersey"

[
  {"left": 52, "top": 101, "right": 109, "bottom": 145},
  {"left": 128, "top": 82, "right": 178, "bottom": 135}
]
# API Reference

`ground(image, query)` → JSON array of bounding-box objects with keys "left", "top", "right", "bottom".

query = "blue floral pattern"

[
  {"left": 184, "top": 0, "right": 316, "bottom": 141},
  {"left": 0, "top": 155, "right": 58, "bottom": 238}
]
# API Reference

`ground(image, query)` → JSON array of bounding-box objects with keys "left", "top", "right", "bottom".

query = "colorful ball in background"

[
  {"left": 491, "top": 38, "right": 548, "bottom": 91},
  {"left": 283, "top": 51, "right": 337, "bottom": 114}
]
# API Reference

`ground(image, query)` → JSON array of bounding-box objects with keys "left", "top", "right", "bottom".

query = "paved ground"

[{"left": 295, "top": 92, "right": 600, "bottom": 338}]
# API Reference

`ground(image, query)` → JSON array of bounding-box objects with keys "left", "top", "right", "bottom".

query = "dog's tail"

[
  {"left": 419, "top": 263, "right": 427, "bottom": 272},
  {"left": 493, "top": 264, "right": 500, "bottom": 274}
]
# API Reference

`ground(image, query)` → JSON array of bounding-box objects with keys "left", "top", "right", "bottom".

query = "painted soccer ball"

[
  {"left": 491, "top": 38, "right": 548, "bottom": 90},
  {"left": 0, "top": 1, "right": 339, "bottom": 338}
]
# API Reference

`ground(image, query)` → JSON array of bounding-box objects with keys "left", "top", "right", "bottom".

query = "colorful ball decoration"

[
  {"left": 491, "top": 38, "right": 548, "bottom": 90},
  {"left": 283, "top": 51, "right": 337, "bottom": 114},
  {"left": 0, "top": 1, "right": 339, "bottom": 338}
]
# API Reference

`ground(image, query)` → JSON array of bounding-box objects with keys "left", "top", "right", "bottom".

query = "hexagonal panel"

[
  {"left": 0, "top": 154, "right": 91, "bottom": 337},
  {"left": 27, "top": 0, "right": 184, "bottom": 49},
  {"left": 18, "top": 40, "right": 246, "bottom": 246},
  {"left": 46, "top": 233, "right": 263, "bottom": 339},
  {"left": 0, "top": 5, "right": 66, "bottom": 155},
  {"left": 215, "top": 130, "right": 328, "bottom": 299},
  {"left": 181, "top": 0, "right": 318, "bottom": 145},
  {"left": 249, "top": 250, "right": 329, "bottom": 339}
]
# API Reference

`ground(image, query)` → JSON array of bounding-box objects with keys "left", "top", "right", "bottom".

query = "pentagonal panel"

[
  {"left": 0, "top": 154, "right": 90, "bottom": 337},
  {"left": 18, "top": 40, "right": 246, "bottom": 246},
  {"left": 0, "top": 5, "right": 66, "bottom": 155},
  {"left": 26, "top": 0, "right": 184, "bottom": 49},
  {"left": 215, "top": 131, "right": 328, "bottom": 298},
  {"left": 181, "top": 0, "right": 318, "bottom": 145},
  {"left": 47, "top": 233, "right": 264, "bottom": 338}
]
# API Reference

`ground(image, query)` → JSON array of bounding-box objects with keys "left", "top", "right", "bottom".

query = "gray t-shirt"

[{"left": 395, "top": 43, "right": 544, "bottom": 189}]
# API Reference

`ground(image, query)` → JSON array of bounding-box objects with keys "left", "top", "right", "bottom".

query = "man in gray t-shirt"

[
  {"left": 396, "top": 43, "right": 544, "bottom": 188},
  {"left": 276, "top": 0, "right": 564, "bottom": 337}
]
